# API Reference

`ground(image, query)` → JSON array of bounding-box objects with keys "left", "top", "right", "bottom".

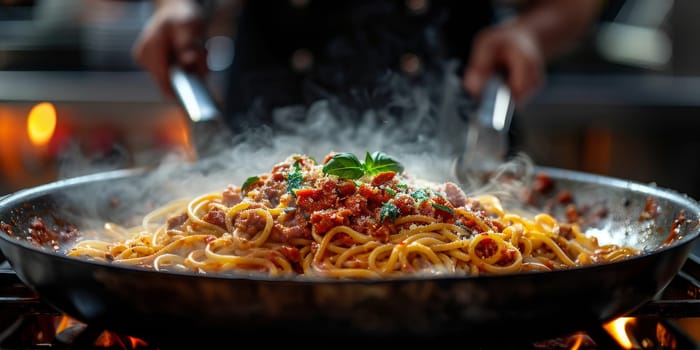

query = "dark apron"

[{"left": 223, "top": 0, "right": 495, "bottom": 144}]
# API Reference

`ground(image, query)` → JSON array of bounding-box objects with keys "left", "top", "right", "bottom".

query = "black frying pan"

[{"left": 1, "top": 165, "right": 699, "bottom": 346}]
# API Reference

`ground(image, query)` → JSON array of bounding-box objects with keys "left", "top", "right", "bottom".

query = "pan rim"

[{"left": 1, "top": 165, "right": 699, "bottom": 284}]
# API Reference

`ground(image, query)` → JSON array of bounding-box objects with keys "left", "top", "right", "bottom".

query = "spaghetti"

[{"left": 66, "top": 152, "right": 640, "bottom": 279}]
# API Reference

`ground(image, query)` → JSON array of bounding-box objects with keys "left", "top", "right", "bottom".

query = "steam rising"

[
  {"left": 213, "top": 60, "right": 475, "bottom": 184},
  {"left": 54, "top": 60, "right": 535, "bottom": 231}
]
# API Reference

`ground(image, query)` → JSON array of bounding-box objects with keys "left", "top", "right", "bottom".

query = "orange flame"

[
  {"left": 54, "top": 314, "right": 86, "bottom": 334},
  {"left": 94, "top": 331, "right": 122, "bottom": 347},
  {"left": 603, "top": 317, "right": 637, "bottom": 349},
  {"left": 26, "top": 102, "right": 57, "bottom": 147},
  {"left": 569, "top": 332, "right": 584, "bottom": 350},
  {"left": 128, "top": 336, "right": 149, "bottom": 348},
  {"left": 94, "top": 330, "right": 150, "bottom": 349},
  {"left": 154, "top": 112, "right": 197, "bottom": 161},
  {"left": 54, "top": 315, "right": 72, "bottom": 334}
]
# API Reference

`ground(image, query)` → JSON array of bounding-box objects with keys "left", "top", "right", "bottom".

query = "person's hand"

[
  {"left": 463, "top": 23, "right": 545, "bottom": 107},
  {"left": 132, "top": 0, "right": 208, "bottom": 99},
  {"left": 463, "top": 0, "right": 601, "bottom": 106}
]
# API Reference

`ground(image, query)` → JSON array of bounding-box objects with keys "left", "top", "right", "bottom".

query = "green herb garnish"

[
  {"left": 287, "top": 161, "right": 303, "bottom": 195},
  {"left": 241, "top": 176, "right": 259, "bottom": 192},
  {"left": 432, "top": 203, "right": 455, "bottom": 216},
  {"left": 322, "top": 152, "right": 403, "bottom": 179},
  {"left": 380, "top": 202, "right": 400, "bottom": 222},
  {"left": 411, "top": 189, "right": 429, "bottom": 202},
  {"left": 364, "top": 151, "right": 404, "bottom": 176},
  {"left": 321, "top": 152, "right": 365, "bottom": 179}
]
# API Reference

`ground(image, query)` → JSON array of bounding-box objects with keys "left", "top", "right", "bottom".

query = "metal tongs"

[
  {"left": 453, "top": 75, "right": 515, "bottom": 188},
  {"left": 169, "top": 66, "right": 232, "bottom": 160}
]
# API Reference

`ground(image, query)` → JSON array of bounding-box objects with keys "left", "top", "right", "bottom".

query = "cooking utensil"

[
  {"left": 169, "top": 66, "right": 232, "bottom": 160},
  {"left": 453, "top": 75, "right": 515, "bottom": 188},
  {"left": 1, "top": 166, "right": 699, "bottom": 345}
]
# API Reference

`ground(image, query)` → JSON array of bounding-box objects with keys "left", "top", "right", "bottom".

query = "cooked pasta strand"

[{"left": 66, "top": 152, "right": 641, "bottom": 279}]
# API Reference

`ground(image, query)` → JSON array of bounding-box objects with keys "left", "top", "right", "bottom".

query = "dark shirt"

[{"left": 224, "top": 0, "right": 495, "bottom": 131}]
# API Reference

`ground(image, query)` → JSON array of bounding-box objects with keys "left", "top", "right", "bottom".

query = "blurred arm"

[{"left": 464, "top": 0, "right": 602, "bottom": 105}]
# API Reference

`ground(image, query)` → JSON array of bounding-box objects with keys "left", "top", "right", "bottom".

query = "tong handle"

[
  {"left": 464, "top": 75, "right": 515, "bottom": 163},
  {"left": 473, "top": 75, "right": 515, "bottom": 137},
  {"left": 453, "top": 75, "right": 515, "bottom": 187},
  {"left": 169, "top": 66, "right": 223, "bottom": 123},
  {"left": 168, "top": 66, "right": 231, "bottom": 160}
]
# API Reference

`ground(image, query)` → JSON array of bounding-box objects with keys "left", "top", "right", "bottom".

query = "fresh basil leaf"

[
  {"left": 322, "top": 153, "right": 364, "bottom": 179},
  {"left": 364, "top": 151, "right": 404, "bottom": 176},
  {"left": 385, "top": 187, "right": 396, "bottom": 196},
  {"left": 241, "top": 176, "right": 259, "bottom": 192},
  {"left": 364, "top": 151, "right": 374, "bottom": 171},
  {"left": 380, "top": 202, "right": 400, "bottom": 222}
]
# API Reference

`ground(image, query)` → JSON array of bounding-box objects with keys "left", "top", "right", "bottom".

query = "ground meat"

[
  {"left": 474, "top": 236, "right": 498, "bottom": 259},
  {"left": 309, "top": 208, "right": 353, "bottom": 234},
  {"left": 565, "top": 204, "right": 580, "bottom": 224},
  {"left": 296, "top": 178, "right": 338, "bottom": 213},
  {"left": 393, "top": 194, "right": 416, "bottom": 216},
  {"left": 556, "top": 190, "right": 573, "bottom": 204},
  {"left": 222, "top": 185, "right": 243, "bottom": 206},
  {"left": 233, "top": 209, "right": 268, "bottom": 239},
  {"left": 444, "top": 182, "right": 467, "bottom": 207},
  {"left": 533, "top": 172, "right": 554, "bottom": 193},
  {"left": 371, "top": 171, "right": 395, "bottom": 187},
  {"left": 269, "top": 209, "right": 311, "bottom": 242},
  {"left": 202, "top": 208, "right": 227, "bottom": 230},
  {"left": 167, "top": 213, "right": 189, "bottom": 230},
  {"left": 558, "top": 223, "right": 575, "bottom": 240},
  {"left": 640, "top": 196, "right": 659, "bottom": 220}
]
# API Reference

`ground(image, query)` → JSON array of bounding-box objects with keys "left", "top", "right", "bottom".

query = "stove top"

[{"left": 2, "top": 255, "right": 700, "bottom": 349}]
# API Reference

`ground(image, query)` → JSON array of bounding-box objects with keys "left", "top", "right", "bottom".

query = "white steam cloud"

[{"left": 54, "top": 60, "right": 535, "bottom": 230}]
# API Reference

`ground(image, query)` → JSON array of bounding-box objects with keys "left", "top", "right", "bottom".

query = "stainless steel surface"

[
  {"left": 454, "top": 75, "right": 515, "bottom": 188},
  {"left": 169, "top": 66, "right": 233, "bottom": 160}
]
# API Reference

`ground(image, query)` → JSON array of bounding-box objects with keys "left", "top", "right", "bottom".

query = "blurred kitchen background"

[{"left": 0, "top": 0, "right": 699, "bottom": 201}]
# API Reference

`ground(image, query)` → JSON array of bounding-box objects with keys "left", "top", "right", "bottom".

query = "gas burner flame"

[
  {"left": 569, "top": 332, "right": 584, "bottom": 350},
  {"left": 94, "top": 331, "right": 149, "bottom": 349},
  {"left": 55, "top": 314, "right": 84, "bottom": 334},
  {"left": 532, "top": 331, "right": 596, "bottom": 350},
  {"left": 53, "top": 315, "right": 152, "bottom": 349},
  {"left": 603, "top": 317, "right": 637, "bottom": 349}
]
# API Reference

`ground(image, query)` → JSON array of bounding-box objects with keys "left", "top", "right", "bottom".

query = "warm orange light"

[
  {"left": 0, "top": 110, "right": 25, "bottom": 180},
  {"left": 569, "top": 332, "right": 584, "bottom": 350},
  {"left": 94, "top": 331, "right": 122, "bottom": 347},
  {"left": 93, "top": 331, "right": 150, "bottom": 349},
  {"left": 27, "top": 102, "right": 57, "bottom": 146},
  {"left": 603, "top": 317, "right": 637, "bottom": 349},
  {"left": 154, "top": 112, "right": 197, "bottom": 161},
  {"left": 128, "top": 336, "right": 149, "bottom": 348},
  {"left": 54, "top": 314, "right": 85, "bottom": 334},
  {"left": 55, "top": 315, "right": 72, "bottom": 334},
  {"left": 181, "top": 119, "right": 197, "bottom": 161}
]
